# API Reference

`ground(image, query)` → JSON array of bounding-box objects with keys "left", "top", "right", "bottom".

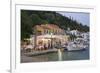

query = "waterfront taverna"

[{"left": 30, "top": 24, "right": 70, "bottom": 50}]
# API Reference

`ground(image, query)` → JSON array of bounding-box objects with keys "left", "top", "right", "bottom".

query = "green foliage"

[
  {"left": 21, "top": 10, "right": 89, "bottom": 40},
  {"left": 21, "top": 10, "right": 33, "bottom": 40}
]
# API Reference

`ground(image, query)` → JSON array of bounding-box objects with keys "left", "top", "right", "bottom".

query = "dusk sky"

[{"left": 58, "top": 12, "right": 90, "bottom": 26}]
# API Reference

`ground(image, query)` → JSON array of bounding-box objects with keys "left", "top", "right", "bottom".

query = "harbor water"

[{"left": 21, "top": 47, "right": 89, "bottom": 63}]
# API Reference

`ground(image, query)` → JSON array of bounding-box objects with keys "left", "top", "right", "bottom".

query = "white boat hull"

[
  {"left": 67, "top": 45, "right": 85, "bottom": 51},
  {"left": 66, "top": 42, "right": 86, "bottom": 51}
]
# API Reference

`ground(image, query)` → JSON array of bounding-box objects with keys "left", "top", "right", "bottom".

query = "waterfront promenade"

[
  {"left": 24, "top": 49, "right": 58, "bottom": 56},
  {"left": 21, "top": 49, "right": 60, "bottom": 63}
]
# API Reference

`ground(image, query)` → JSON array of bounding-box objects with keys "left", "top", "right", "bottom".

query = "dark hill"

[{"left": 21, "top": 10, "right": 89, "bottom": 40}]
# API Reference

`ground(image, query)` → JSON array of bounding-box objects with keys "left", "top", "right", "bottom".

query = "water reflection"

[{"left": 58, "top": 49, "right": 62, "bottom": 61}]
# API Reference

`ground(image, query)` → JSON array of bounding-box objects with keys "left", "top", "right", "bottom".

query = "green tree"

[{"left": 21, "top": 10, "right": 33, "bottom": 40}]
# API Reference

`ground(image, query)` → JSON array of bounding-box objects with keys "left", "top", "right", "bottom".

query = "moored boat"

[{"left": 66, "top": 42, "right": 86, "bottom": 51}]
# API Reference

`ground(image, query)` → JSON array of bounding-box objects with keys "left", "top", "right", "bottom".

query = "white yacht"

[
  {"left": 66, "top": 42, "right": 86, "bottom": 51},
  {"left": 63, "top": 38, "right": 88, "bottom": 51}
]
